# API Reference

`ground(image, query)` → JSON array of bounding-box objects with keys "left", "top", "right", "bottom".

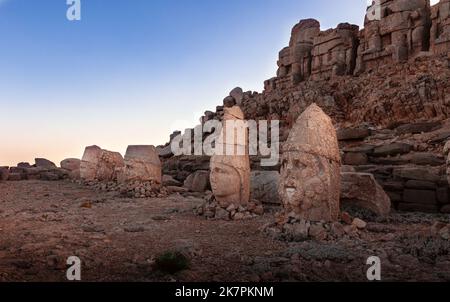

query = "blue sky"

[{"left": 0, "top": 0, "right": 369, "bottom": 166}]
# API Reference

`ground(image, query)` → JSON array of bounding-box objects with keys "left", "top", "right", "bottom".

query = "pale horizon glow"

[{"left": 1, "top": 0, "right": 369, "bottom": 166}]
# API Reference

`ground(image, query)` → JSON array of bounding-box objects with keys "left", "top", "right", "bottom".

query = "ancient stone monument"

[
  {"left": 431, "top": 0, "right": 450, "bottom": 55},
  {"left": 210, "top": 105, "right": 251, "bottom": 209},
  {"left": 80, "top": 145, "right": 124, "bottom": 182},
  {"left": 311, "top": 23, "right": 359, "bottom": 80},
  {"left": 277, "top": 19, "right": 321, "bottom": 84},
  {"left": 278, "top": 103, "right": 341, "bottom": 222},
  {"left": 118, "top": 145, "right": 162, "bottom": 184},
  {"left": 356, "top": 0, "right": 431, "bottom": 73}
]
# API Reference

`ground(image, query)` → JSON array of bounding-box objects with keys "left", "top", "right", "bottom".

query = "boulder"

[
  {"left": 230, "top": 87, "right": 244, "bottom": 106},
  {"left": 17, "top": 162, "right": 32, "bottom": 169},
  {"left": 250, "top": 171, "right": 280, "bottom": 204},
  {"left": 8, "top": 173, "right": 22, "bottom": 181},
  {"left": 35, "top": 158, "right": 57, "bottom": 169},
  {"left": 184, "top": 170, "right": 210, "bottom": 192},
  {"left": 119, "top": 145, "right": 162, "bottom": 184},
  {"left": 341, "top": 172, "right": 392, "bottom": 217},
  {"left": 80, "top": 146, "right": 124, "bottom": 182},
  {"left": 162, "top": 175, "right": 182, "bottom": 187},
  {"left": 61, "top": 158, "right": 81, "bottom": 179},
  {"left": 223, "top": 96, "right": 236, "bottom": 108},
  {"left": 0, "top": 166, "right": 9, "bottom": 181}
]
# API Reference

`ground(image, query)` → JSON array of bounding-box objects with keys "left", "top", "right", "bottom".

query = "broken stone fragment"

[
  {"left": 341, "top": 172, "right": 392, "bottom": 217},
  {"left": 80, "top": 145, "right": 124, "bottom": 182},
  {"left": 118, "top": 145, "right": 162, "bottom": 184}
]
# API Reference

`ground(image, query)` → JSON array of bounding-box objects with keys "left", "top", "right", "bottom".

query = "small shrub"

[{"left": 154, "top": 251, "right": 190, "bottom": 274}]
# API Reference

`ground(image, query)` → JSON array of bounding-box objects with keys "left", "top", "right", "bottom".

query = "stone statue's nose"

[{"left": 285, "top": 187, "right": 296, "bottom": 201}]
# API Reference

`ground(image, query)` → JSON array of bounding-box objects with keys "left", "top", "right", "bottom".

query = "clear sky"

[{"left": 0, "top": 0, "right": 372, "bottom": 166}]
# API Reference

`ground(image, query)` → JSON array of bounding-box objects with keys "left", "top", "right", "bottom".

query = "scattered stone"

[
  {"left": 352, "top": 218, "right": 367, "bottom": 229},
  {"left": 341, "top": 212, "right": 353, "bottom": 225},
  {"left": 230, "top": 87, "right": 244, "bottom": 106},
  {"left": 124, "top": 226, "right": 145, "bottom": 233}
]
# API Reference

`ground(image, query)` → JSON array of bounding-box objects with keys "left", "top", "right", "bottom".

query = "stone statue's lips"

[{"left": 282, "top": 144, "right": 341, "bottom": 163}]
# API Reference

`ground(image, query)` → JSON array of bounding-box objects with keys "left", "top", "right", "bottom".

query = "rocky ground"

[{"left": 0, "top": 180, "right": 449, "bottom": 282}]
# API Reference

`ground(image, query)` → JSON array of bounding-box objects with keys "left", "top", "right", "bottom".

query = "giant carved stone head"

[{"left": 279, "top": 103, "right": 341, "bottom": 222}]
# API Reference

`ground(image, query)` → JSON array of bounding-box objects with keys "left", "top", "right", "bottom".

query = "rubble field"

[{"left": 1, "top": 180, "right": 449, "bottom": 282}]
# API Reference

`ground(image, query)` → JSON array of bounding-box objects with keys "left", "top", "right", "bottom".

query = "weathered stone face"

[
  {"left": 118, "top": 145, "right": 162, "bottom": 184},
  {"left": 279, "top": 104, "right": 341, "bottom": 222},
  {"left": 80, "top": 145, "right": 124, "bottom": 182},
  {"left": 210, "top": 106, "right": 250, "bottom": 208}
]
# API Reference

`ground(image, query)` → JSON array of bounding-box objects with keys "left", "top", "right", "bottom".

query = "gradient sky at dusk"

[{"left": 0, "top": 0, "right": 372, "bottom": 166}]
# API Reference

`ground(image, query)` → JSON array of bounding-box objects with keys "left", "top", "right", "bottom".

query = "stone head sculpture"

[
  {"left": 279, "top": 103, "right": 341, "bottom": 222},
  {"left": 210, "top": 106, "right": 250, "bottom": 208}
]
